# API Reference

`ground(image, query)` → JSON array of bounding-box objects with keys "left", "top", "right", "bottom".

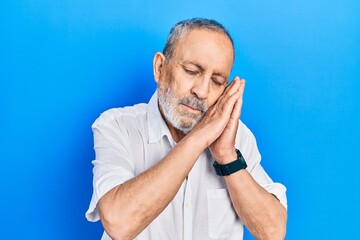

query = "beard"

[{"left": 158, "top": 87, "right": 207, "bottom": 134}]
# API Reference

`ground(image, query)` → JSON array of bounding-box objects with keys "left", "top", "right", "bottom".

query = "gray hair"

[{"left": 163, "top": 18, "right": 235, "bottom": 62}]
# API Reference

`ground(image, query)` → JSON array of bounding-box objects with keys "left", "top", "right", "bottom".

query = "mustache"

[{"left": 178, "top": 96, "right": 207, "bottom": 113}]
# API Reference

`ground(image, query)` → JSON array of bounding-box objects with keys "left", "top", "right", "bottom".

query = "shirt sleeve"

[
  {"left": 86, "top": 109, "right": 136, "bottom": 222},
  {"left": 236, "top": 121, "right": 288, "bottom": 209}
]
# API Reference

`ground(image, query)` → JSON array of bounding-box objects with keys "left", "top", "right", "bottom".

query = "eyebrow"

[{"left": 182, "top": 61, "right": 228, "bottom": 79}]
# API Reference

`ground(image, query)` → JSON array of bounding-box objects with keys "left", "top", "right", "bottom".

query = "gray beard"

[{"left": 158, "top": 87, "right": 207, "bottom": 134}]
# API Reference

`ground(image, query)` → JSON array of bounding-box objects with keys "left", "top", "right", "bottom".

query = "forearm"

[
  {"left": 225, "top": 170, "right": 287, "bottom": 240},
  {"left": 98, "top": 131, "right": 207, "bottom": 240}
]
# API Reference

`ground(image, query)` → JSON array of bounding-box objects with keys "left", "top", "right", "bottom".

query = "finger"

[
  {"left": 217, "top": 77, "right": 241, "bottom": 105},
  {"left": 225, "top": 76, "right": 241, "bottom": 96},
  {"left": 220, "top": 85, "right": 242, "bottom": 115},
  {"left": 219, "top": 76, "right": 240, "bottom": 99},
  {"left": 210, "top": 77, "right": 243, "bottom": 117},
  {"left": 230, "top": 80, "right": 245, "bottom": 120},
  {"left": 238, "top": 79, "right": 245, "bottom": 99}
]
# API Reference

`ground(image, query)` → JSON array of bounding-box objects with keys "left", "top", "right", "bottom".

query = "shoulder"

[
  {"left": 236, "top": 120, "right": 260, "bottom": 153},
  {"left": 237, "top": 120, "right": 257, "bottom": 141},
  {"left": 235, "top": 120, "right": 262, "bottom": 166},
  {"left": 92, "top": 103, "right": 148, "bottom": 130}
]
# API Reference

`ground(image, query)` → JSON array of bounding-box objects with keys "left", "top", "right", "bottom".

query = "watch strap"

[{"left": 213, "top": 149, "right": 247, "bottom": 176}]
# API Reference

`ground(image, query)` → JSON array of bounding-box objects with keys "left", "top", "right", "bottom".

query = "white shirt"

[{"left": 86, "top": 91, "right": 287, "bottom": 240}]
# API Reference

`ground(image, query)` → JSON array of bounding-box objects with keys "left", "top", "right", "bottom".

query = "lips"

[{"left": 182, "top": 103, "right": 201, "bottom": 113}]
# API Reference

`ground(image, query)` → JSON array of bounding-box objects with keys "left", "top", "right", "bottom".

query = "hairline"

[{"left": 163, "top": 18, "right": 235, "bottom": 63}]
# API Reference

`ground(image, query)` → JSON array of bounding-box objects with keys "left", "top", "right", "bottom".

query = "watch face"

[{"left": 235, "top": 149, "right": 247, "bottom": 169}]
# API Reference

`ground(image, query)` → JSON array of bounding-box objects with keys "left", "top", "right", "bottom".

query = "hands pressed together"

[{"left": 191, "top": 76, "right": 246, "bottom": 164}]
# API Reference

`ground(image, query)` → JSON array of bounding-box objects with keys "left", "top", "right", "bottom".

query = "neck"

[{"left": 166, "top": 122, "right": 186, "bottom": 143}]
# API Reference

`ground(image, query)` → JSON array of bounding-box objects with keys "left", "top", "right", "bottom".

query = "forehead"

[{"left": 173, "top": 29, "right": 234, "bottom": 74}]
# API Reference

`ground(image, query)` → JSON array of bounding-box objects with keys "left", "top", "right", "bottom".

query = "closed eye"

[
  {"left": 183, "top": 67, "right": 200, "bottom": 76},
  {"left": 212, "top": 78, "right": 223, "bottom": 86}
]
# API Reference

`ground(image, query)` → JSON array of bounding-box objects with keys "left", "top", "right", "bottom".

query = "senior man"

[{"left": 86, "top": 18, "right": 287, "bottom": 240}]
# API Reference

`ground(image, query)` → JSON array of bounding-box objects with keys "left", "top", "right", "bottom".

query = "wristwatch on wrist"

[{"left": 213, "top": 149, "right": 247, "bottom": 176}]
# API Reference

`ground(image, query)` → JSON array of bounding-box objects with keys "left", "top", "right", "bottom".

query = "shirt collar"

[{"left": 147, "top": 91, "right": 173, "bottom": 144}]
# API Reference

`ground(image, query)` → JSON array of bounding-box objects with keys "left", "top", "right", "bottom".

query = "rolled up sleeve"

[
  {"left": 236, "top": 121, "right": 287, "bottom": 209},
  {"left": 86, "top": 109, "right": 135, "bottom": 222}
]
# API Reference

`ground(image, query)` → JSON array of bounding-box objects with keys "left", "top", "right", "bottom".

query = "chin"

[{"left": 177, "top": 119, "right": 198, "bottom": 134}]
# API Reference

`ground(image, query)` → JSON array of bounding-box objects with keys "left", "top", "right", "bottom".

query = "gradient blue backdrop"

[{"left": 1, "top": 1, "right": 359, "bottom": 239}]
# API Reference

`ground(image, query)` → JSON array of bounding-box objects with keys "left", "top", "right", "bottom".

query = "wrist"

[
  {"left": 213, "top": 149, "right": 247, "bottom": 177},
  {"left": 183, "top": 129, "right": 209, "bottom": 153},
  {"left": 211, "top": 148, "right": 237, "bottom": 164},
  {"left": 186, "top": 126, "right": 217, "bottom": 150}
]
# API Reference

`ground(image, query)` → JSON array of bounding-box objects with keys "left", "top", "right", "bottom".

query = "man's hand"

[
  {"left": 188, "top": 77, "right": 244, "bottom": 149},
  {"left": 208, "top": 77, "right": 245, "bottom": 164}
]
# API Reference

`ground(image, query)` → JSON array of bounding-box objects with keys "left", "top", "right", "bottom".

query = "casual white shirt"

[{"left": 86, "top": 91, "right": 287, "bottom": 240}]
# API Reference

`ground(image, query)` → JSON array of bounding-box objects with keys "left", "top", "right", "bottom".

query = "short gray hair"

[{"left": 163, "top": 18, "right": 235, "bottom": 62}]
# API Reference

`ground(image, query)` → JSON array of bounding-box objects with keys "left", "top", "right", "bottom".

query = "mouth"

[{"left": 181, "top": 103, "right": 202, "bottom": 114}]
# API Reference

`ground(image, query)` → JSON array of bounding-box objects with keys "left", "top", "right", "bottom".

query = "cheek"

[
  {"left": 159, "top": 64, "right": 175, "bottom": 86},
  {"left": 157, "top": 83, "right": 165, "bottom": 93},
  {"left": 170, "top": 74, "right": 193, "bottom": 95},
  {"left": 208, "top": 88, "right": 225, "bottom": 106}
]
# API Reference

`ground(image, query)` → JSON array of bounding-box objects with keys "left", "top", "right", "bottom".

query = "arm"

[
  {"left": 209, "top": 79, "right": 287, "bottom": 240},
  {"left": 225, "top": 169, "right": 287, "bottom": 240},
  {"left": 98, "top": 131, "right": 206, "bottom": 239},
  {"left": 98, "top": 79, "right": 242, "bottom": 240}
]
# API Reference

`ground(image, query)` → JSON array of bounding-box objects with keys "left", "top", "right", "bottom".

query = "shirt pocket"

[{"left": 207, "top": 188, "right": 236, "bottom": 240}]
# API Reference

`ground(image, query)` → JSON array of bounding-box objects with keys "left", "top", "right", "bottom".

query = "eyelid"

[
  {"left": 182, "top": 65, "right": 200, "bottom": 75},
  {"left": 212, "top": 77, "right": 227, "bottom": 86},
  {"left": 180, "top": 63, "right": 228, "bottom": 84},
  {"left": 212, "top": 75, "right": 227, "bottom": 84},
  {"left": 212, "top": 79, "right": 222, "bottom": 86},
  {"left": 184, "top": 68, "right": 199, "bottom": 75},
  {"left": 182, "top": 65, "right": 198, "bottom": 72}
]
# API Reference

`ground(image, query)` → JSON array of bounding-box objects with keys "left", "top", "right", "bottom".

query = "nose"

[{"left": 190, "top": 74, "right": 211, "bottom": 100}]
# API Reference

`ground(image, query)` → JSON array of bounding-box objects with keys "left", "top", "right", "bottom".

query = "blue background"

[{"left": 1, "top": 1, "right": 359, "bottom": 239}]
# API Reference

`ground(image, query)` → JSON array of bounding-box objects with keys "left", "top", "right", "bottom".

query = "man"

[{"left": 86, "top": 18, "right": 287, "bottom": 240}]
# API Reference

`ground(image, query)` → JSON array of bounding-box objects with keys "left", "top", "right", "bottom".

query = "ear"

[{"left": 153, "top": 52, "right": 167, "bottom": 83}]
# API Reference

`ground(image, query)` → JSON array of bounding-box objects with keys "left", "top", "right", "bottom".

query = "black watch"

[{"left": 213, "top": 149, "right": 247, "bottom": 176}]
